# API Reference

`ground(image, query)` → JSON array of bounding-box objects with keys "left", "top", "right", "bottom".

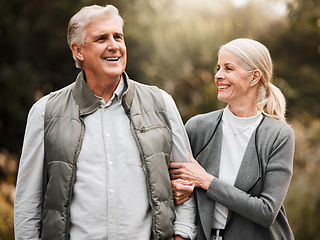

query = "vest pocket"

[{"left": 134, "top": 124, "right": 172, "bottom": 165}]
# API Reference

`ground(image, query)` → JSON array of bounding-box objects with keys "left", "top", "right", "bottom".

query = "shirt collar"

[
  {"left": 114, "top": 75, "right": 126, "bottom": 101},
  {"left": 97, "top": 76, "right": 126, "bottom": 108},
  {"left": 73, "top": 71, "right": 130, "bottom": 113},
  {"left": 223, "top": 106, "right": 262, "bottom": 126}
]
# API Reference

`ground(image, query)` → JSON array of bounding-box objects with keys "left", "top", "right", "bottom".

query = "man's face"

[{"left": 79, "top": 17, "right": 127, "bottom": 82}]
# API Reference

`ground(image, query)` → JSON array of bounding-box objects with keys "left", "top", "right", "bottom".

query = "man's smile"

[{"left": 103, "top": 57, "right": 120, "bottom": 61}]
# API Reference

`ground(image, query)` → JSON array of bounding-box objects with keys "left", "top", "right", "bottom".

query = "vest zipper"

[
  {"left": 139, "top": 124, "right": 168, "bottom": 133},
  {"left": 65, "top": 119, "right": 85, "bottom": 239}
]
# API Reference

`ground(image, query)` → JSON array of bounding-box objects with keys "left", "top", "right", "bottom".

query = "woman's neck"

[{"left": 227, "top": 104, "right": 259, "bottom": 118}]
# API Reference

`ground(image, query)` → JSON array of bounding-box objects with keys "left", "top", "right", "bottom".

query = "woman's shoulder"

[
  {"left": 186, "top": 109, "right": 223, "bottom": 130},
  {"left": 259, "top": 115, "right": 295, "bottom": 144},
  {"left": 261, "top": 116, "right": 294, "bottom": 133}
]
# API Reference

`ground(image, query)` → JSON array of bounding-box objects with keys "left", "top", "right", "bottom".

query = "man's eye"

[
  {"left": 115, "top": 35, "right": 123, "bottom": 41},
  {"left": 226, "top": 67, "right": 233, "bottom": 71},
  {"left": 97, "top": 37, "right": 106, "bottom": 42}
]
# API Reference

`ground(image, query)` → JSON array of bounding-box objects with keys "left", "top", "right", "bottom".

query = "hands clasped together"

[{"left": 169, "top": 149, "right": 214, "bottom": 204}]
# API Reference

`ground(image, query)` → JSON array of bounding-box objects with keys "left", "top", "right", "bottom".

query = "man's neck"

[{"left": 85, "top": 73, "right": 121, "bottom": 103}]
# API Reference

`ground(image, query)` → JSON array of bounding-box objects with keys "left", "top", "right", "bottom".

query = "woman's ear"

[
  {"left": 70, "top": 42, "right": 84, "bottom": 62},
  {"left": 250, "top": 69, "right": 262, "bottom": 87}
]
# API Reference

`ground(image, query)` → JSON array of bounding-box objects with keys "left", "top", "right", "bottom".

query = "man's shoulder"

[
  {"left": 129, "top": 79, "right": 160, "bottom": 92},
  {"left": 129, "top": 79, "right": 166, "bottom": 102},
  {"left": 43, "top": 82, "right": 77, "bottom": 120},
  {"left": 47, "top": 82, "right": 75, "bottom": 100}
]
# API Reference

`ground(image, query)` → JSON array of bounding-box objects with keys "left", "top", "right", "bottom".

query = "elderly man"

[{"left": 14, "top": 4, "right": 196, "bottom": 240}]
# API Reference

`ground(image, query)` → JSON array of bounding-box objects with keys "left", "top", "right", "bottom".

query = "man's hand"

[
  {"left": 171, "top": 178, "right": 194, "bottom": 204},
  {"left": 174, "top": 235, "right": 189, "bottom": 240}
]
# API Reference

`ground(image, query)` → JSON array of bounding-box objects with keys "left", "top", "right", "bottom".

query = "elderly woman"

[{"left": 170, "top": 38, "right": 295, "bottom": 240}]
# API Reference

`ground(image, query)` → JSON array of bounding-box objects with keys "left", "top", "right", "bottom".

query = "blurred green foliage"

[
  {"left": 286, "top": 115, "right": 320, "bottom": 240},
  {"left": 0, "top": 0, "right": 319, "bottom": 239},
  {"left": 260, "top": 0, "right": 320, "bottom": 119},
  {"left": 0, "top": 193, "right": 14, "bottom": 240}
]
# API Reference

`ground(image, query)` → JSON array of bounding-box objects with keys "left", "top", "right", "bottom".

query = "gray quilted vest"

[{"left": 42, "top": 72, "right": 174, "bottom": 240}]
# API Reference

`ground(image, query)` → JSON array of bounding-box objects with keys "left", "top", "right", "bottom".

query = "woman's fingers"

[
  {"left": 171, "top": 178, "right": 193, "bottom": 186},
  {"left": 169, "top": 161, "right": 186, "bottom": 169}
]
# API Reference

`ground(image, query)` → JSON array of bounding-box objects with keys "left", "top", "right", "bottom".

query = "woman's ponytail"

[{"left": 257, "top": 82, "right": 286, "bottom": 122}]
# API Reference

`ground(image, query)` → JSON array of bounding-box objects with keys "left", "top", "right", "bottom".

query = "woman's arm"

[
  {"left": 169, "top": 150, "right": 214, "bottom": 204},
  {"left": 170, "top": 150, "right": 214, "bottom": 190},
  {"left": 206, "top": 126, "right": 294, "bottom": 227},
  {"left": 171, "top": 125, "right": 294, "bottom": 228}
]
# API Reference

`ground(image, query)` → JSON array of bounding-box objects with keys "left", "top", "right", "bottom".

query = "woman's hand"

[{"left": 169, "top": 149, "right": 214, "bottom": 191}]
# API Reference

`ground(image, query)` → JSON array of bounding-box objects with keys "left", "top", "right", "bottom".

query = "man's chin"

[{"left": 103, "top": 70, "right": 124, "bottom": 80}]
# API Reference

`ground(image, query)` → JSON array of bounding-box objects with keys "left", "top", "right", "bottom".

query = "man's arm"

[
  {"left": 14, "top": 96, "right": 48, "bottom": 240},
  {"left": 160, "top": 90, "right": 197, "bottom": 240}
]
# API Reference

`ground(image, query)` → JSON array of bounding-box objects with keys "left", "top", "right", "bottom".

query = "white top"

[
  {"left": 14, "top": 77, "right": 196, "bottom": 240},
  {"left": 212, "top": 106, "right": 262, "bottom": 229}
]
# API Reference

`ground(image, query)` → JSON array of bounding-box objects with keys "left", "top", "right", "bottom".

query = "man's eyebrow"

[{"left": 96, "top": 33, "right": 107, "bottom": 38}]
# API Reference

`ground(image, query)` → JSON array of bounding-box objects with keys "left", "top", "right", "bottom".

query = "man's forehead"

[{"left": 86, "top": 18, "right": 123, "bottom": 34}]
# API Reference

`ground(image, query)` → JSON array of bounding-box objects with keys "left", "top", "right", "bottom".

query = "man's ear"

[
  {"left": 250, "top": 69, "right": 262, "bottom": 87},
  {"left": 70, "top": 42, "right": 84, "bottom": 62}
]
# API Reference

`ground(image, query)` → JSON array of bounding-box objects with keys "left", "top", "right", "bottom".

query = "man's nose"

[{"left": 107, "top": 38, "right": 119, "bottom": 51}]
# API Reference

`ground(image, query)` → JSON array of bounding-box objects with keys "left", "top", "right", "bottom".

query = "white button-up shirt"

[{"left": 14, "top": 78, "right": 196, "bottom": 239}]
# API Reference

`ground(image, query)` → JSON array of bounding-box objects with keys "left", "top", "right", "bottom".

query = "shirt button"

[
  {"left": 106, "top": 133, "right": 110, "bottom": 137},
  {"left": 110, "top": 218, "right": 114, "bottom": 223},
  {"left": 109, "top": 188, "right": 114, "bottom": 193},
  {"left": 109, "top": 161, "right": 113, "bottom": 166}
]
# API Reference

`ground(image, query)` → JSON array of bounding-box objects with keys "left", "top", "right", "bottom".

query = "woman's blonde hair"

[
  {"left": 67, "top": 5, "right": 124, "bottom": 68},
  {"left": 219, "top": 38, "right": 286, "bottom": 122}
]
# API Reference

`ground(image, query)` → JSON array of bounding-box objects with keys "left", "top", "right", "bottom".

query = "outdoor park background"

[{"left": 0, "top": 0, "right": 319, "bottom": 239}]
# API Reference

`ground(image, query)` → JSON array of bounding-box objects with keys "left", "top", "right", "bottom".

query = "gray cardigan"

[{"left": 186, "top": 109, "right": 295, "bottom": 240}]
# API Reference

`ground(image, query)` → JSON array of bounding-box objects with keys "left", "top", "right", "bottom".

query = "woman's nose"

[{"left": 215, "top": 69, "right": 224, "bottom": 80}]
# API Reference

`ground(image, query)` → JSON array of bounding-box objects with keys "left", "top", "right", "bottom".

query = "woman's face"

[{"left": 215, "top": 50, "right": 253, "bottom": 106}]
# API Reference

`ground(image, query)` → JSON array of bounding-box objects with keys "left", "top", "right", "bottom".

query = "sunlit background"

[{"left": 1, "top": 0, "right": 320, "bottom": 239}]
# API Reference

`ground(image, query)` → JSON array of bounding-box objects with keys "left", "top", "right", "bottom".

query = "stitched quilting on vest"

[{"left": 42, "top": 73, "right": 174, "bottom": 240}]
